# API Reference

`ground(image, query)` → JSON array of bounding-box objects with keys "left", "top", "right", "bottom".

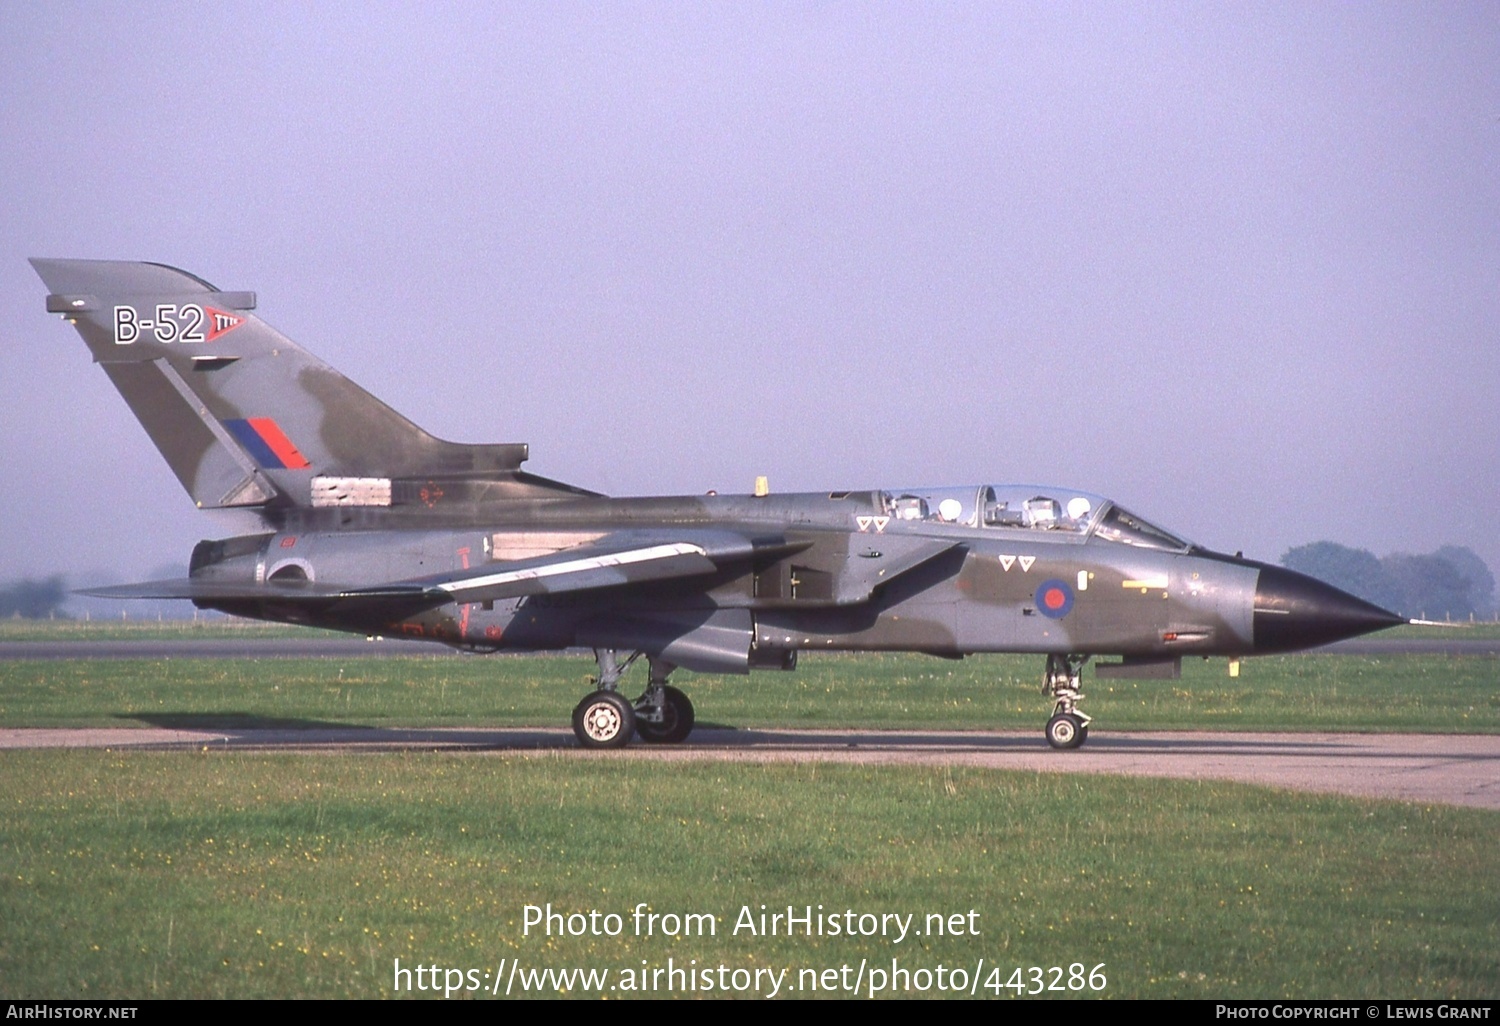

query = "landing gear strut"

[
  {"left": 1043, "top": 653, "right": 1092, "bottom": 750},
  {"left": 571, "top": 649, "right": 696, "bottom": 748},
  {"left": 633, "top": 658, "right": 695, "bottom": 745}
]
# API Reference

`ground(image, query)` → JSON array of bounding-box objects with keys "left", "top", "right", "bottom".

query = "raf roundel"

[{"left": 1035, "top": 579, "right": 1075, "bottom": 619}]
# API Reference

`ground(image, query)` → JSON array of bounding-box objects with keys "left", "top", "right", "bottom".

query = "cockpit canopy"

[{"left": 878, "top": 485, "right": 1191, "bottom": 552}]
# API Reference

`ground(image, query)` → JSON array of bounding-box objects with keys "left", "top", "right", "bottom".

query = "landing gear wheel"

[
  {"left": 1046, "top": 712, "right": 1086, "bottom": 750},
  {"left": 1042, "top": 653, "right": 1091, "bottom": 750},
  {"left": 572, "top": 691, "right": 636, "bottom": 749},
  {"left": 635, "top": 686, "right": 695, "bottom": 745}
]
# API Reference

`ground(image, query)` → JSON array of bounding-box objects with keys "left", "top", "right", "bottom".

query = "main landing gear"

[
  {"left": 1043, "top": 653, "right": 1092, "bottom": 750},
  {"left": 571, "top": 649, "right": 695, "bottom": 749}
]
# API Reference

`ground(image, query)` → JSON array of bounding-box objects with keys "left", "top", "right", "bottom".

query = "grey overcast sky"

[{"left": 2, "top": 2, "right": 1497, "bottom": 585}]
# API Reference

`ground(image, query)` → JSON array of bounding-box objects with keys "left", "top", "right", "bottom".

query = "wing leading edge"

[{"left": 81, "top": 530, "right": 961, "bottom": 611}]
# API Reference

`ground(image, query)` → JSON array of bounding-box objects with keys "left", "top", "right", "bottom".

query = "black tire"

[
  {"left": 572, "top": 691, "right": 636, "bottom": 749},
  {"left": 635, "top": 686, "right": 695, "bottom": 744},
  {"left": 1046, "top": 713, "right": 1085, "bottom": 750}
]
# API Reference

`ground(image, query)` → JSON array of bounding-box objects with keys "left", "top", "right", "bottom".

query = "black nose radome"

[{"left": 1253, "top": 564, "right": 1405, "bottom": 653}]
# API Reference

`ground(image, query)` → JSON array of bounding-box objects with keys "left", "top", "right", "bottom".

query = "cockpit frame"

[{"left": 878, "top": 484, "right": 1192, "bottom": 553}]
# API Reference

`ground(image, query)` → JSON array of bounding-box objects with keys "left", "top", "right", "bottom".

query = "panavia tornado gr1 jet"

[{"left": 32, "top": 258, "right": 1406, "bottom": 749}]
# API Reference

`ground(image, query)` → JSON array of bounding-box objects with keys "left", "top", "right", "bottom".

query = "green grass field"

[
  {"left": 0, "top": 649, "right": 1495, "bottom": 734},
  {"left": 1, "top": 628, "right": 1497, "bottom": 999},
  {"left": 2, "top": 751, "right": 1496, "bottom": 999},
  {"left": 0, "top": 618, "right": 342, "bottom": 643}
]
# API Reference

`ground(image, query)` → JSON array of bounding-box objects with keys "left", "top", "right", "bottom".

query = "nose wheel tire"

[
  {"left": 573, "top": 691, "right": 637, "bottom": 749},
  {"left": 1046, "top": 712, "right": 1086, "bottom": 750},
  {"left": 635, "top": 685, "right": 695, "bottom": 745}
]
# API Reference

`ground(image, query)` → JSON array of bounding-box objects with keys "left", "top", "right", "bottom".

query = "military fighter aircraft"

[{"left": 32, "top": 258, "right": 1406, "bottom": 749}]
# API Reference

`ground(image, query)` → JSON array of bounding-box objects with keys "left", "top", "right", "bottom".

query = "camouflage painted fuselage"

[
  {"left": 189, "top": 488, "right": 1269, "bottom": 675},
  {"left": 33, "top": 258, "right": 1401, "bottom": 682}
]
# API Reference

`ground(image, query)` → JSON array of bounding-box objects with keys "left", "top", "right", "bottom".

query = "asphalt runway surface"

[{"left": 2, "top": 724, "right": 1496, "bottom": 811}]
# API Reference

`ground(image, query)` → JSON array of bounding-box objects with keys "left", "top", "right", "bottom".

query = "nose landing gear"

[{"left": 1043, "top": 653, "right": 1092, "bottom": 750}]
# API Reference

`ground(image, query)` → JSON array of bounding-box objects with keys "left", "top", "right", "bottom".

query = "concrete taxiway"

[{"left": 1, "top": 726, "right": 1495, "bottom": 811}]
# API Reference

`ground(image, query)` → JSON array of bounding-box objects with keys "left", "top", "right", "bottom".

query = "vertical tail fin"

[{"left": 32, "top": 259, "right": 570, "bottom": 513}]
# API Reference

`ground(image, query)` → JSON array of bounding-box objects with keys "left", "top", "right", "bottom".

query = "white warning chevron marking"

[
  {"left": 998, "top": 555, "right": 1015, "bottom": 571},
  {"left": 1019, "top": 556, "right": 1036, "bottom": 572}
]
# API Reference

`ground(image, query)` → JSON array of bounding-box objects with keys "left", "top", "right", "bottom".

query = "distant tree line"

[
  {"left": 1282, "top": 543, "right": 1496, "bottom": 621},
  {"left": 0, "top": 576, "right": 68, "bottom": 619}
]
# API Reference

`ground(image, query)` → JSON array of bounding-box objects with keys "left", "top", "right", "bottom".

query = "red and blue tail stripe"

[{"left": 222, "top": 418, "right": 311, "bottom": 470}]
